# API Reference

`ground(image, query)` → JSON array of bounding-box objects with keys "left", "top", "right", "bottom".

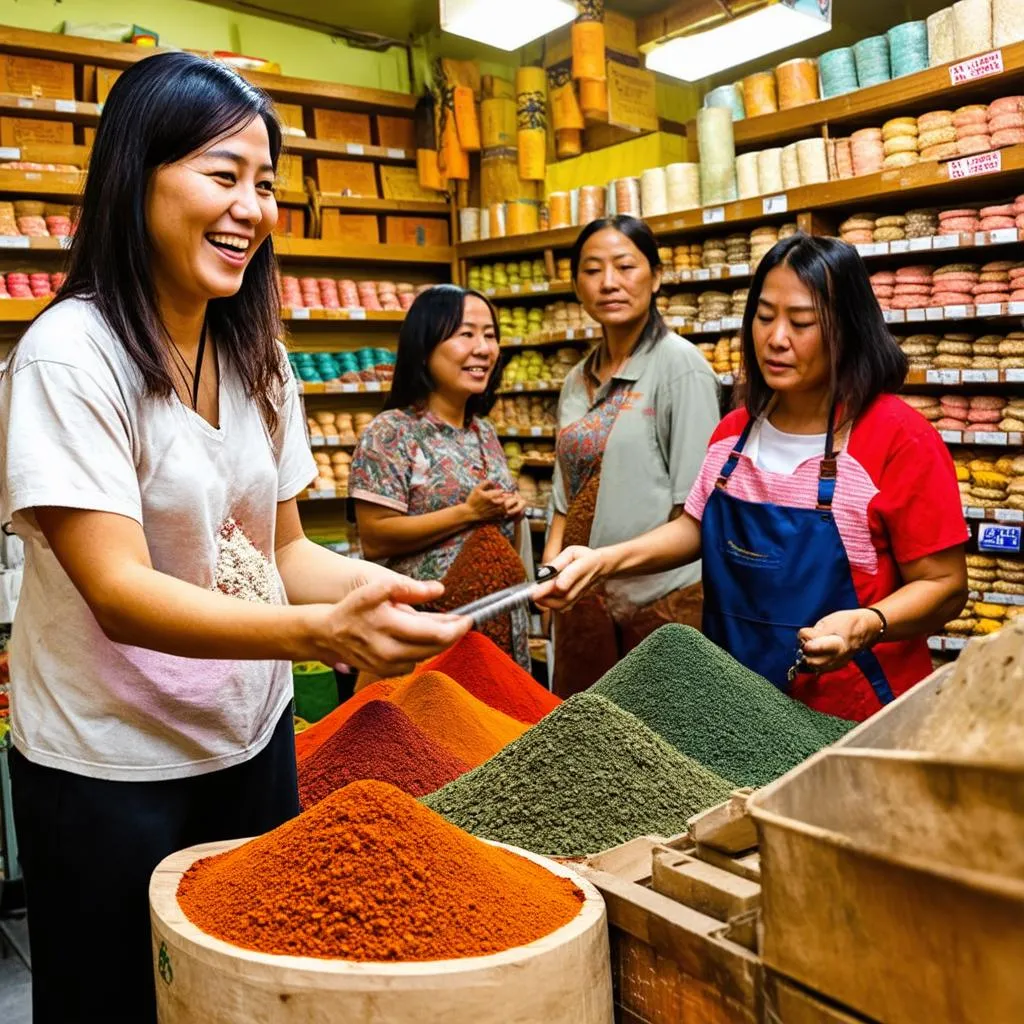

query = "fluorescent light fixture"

[
  {"left": 440, "top": 0, "right": 577, "bottom": 51},
  {"left": 645, "top": 3, "right": 831, "bottom": 82}
]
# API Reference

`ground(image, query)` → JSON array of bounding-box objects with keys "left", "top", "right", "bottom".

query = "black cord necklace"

[{"left": 167, "top": 320, "right": 209, "bottom": 410}]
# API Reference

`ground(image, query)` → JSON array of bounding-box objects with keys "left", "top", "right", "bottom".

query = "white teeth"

[{"left": 207, "top": 234, "right": 250, "bottom": 252}]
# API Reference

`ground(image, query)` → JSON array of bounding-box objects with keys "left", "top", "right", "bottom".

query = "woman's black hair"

[
  {"left": 570, "top": 215, "right": 667, "bottom": 351},
  {"left": 741, "top": 233, "right": 907, "bottom": 424},
  {"left": 53, "top": 51, "right": 285, "bottom": 429},
  {"left": 384, "top": 285, "right": 502, "bottom": 423}
]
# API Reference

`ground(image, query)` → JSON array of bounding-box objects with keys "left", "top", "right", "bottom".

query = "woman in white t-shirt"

[{"left": 0, "top": 53, "right": 468, "bottom": 1024}]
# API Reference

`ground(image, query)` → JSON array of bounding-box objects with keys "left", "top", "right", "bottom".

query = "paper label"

[
  {"left": 289, "top": 306, "right": 310, "bottom": 320},
  {"left": 940, "top": 430, "right": 962, "bottom": 443},
  {"left": 855, "top": 244, "right": 873, "bottom": 257},
  {"left": 57, "top": 235, "right": 72, "bottom": 249},
  {"left": 17, "top": 98, "right": 32, "bottom": 109},
  {"left": 978, "top": 522, "right": 1022, "bottom": 553},
  {"left": 888, "top": 240, "right": 910, "bottom": 254},
  {"left": 348, "top": 308, "right": 367, "bottom": 320},
  {"left": 564, "top": 328, "right": 575, "bottom": 340},
  {"left": 995, "top": 508, "right": 1024, "bottom": 523},
  {"left": 974, "top": 431, "right": 1008, "bottom": 445},
  {"left": 703, "top": 320, "right": 722, "bottom": 332},
  {"left": 963, "top": 369, "right": 999, "bottom": 383},
  {"left": 730, "top": 263, "right": 750, "bottom": 277},
  {"left": 990, "top": 228, "right": 1018, "bottom": 244},
  {"left": 949, "top": 49, "right": 1004, "bottom": 85},
  {"left": 928, "top": 369, "right": 960, "bottom": 385},
  {"left": 702, "top": 206, "right": 725, "bottom": 225},
  {"left": 529, "top": 426, "right": 543, "bottom": 437},
  {"left": 694, "top": 268, "right": 712, "bottom": 281},
  {"left": 947, "top": 150, "right": 1002, "bottom": 181},
  {"left": 1008, "top": 302, "right": 1024, "bottom": 315},
  {"left": 0, "top": 236, "right": 30, "bottom": 249},
  {"left": 945, "top": 637, "right": 968, "bottom": 651},
  {"left": 719, "top": 373, "right": 735, "bottom": 386},
  {"left": 762, "top": 194, "right": 788, "bottom": 215},
  {"left": 310, "top": 436, "right": 324, "bottom": 447},
  {"left": 1005, "top": 369, "right": 1024, "bottom": 383},
  {"left": 907, "top": 308, "right": 927, "bottom": 322},
  {"left": 583, "top": 327, "right": 598, "bottom": 338},
  {"left": 944, "top": 305, "right": 970, "bottom": 319},
  {"left": 908, "top": 237, "right": 933, "bottom": 251},
  {"left": 976, "top": 303, "right": 1003, "bottom": 317},
  {"left": 341, "top": 382, "right": 359, "bottom": 393},
  {"left": 530, "top": 282, "right": 549, "bottom": 292},
  {"left": 484, "top": 288, "right": 496, "bottom": 296},
  {"left": 964, "top": 506, "right": 984, "bottom": 519},
  {"left": 927, "top": 636, "right": 944, "bottom": 651},
  {"left": 884, "top": 310, "right": 906, "bottom": 324},
  {"left": 509, "top": 284, "right": 521, "bottom": 293},
  {"left": 386, "top": 148, "right": 405, "bottom": 159},
  {"left": 54, "top": 99, "right": 76, "bottom": 113},
  {"left": 325, "top": 436, "right": 340, "bottom": 447},
  {"left": 0, "top": 147, "right": 18, "bottom": 160},
  {"left": 933, "top": 234, "right": 960, "bottom": 249},
  {"left": 722, "top": 317, "right": 743, "bottom": 330},
  {"left": 678, "top": 270, "right": 693, "bottom": 281},
  {"left": 365, "top": 381, "right": 381, "bottom": 392},
  {"left": 925, "top": 307, "right": 944, "bottom": 321},
  {"left": 345, "top": 143, "right": 365, "bottom": 155}
]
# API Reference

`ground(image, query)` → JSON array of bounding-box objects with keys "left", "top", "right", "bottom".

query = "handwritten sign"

[
  {"left": 947, "top": 150, "right": 1002, "bottom": 181},
  {"left": 949, "top": 49, "right": 1004, "bottom": 85}
]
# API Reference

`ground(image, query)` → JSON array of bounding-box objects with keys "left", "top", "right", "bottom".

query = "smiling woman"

[{"left": 0, "top": 52, "right": 468, "bottom": 1024}]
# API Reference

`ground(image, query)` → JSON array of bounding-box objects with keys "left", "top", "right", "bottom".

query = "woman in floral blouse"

[{"left": 350, "top": 285, "right": 530, "bottom": 666}]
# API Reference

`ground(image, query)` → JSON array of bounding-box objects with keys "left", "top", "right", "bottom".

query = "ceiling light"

[
  {"left": 645, "top": 2, "right": 831, "bottom": 82},
  {"left": 440, "top": 0, "right": 577, "bottom": 51}
]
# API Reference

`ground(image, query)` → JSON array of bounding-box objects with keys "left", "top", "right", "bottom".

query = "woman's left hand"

[
  {"left": 503, "top": 491, "right": 527, "bottom": 520},
  {"left": 797, "top": 608, "right": 883, "bottom": 674}
]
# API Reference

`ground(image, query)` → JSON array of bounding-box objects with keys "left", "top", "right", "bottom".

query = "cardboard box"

[
  {"left": 379, "top": 165, "right": 442, "bottom": 202},
  {"left": 272, "top": 207, "right": 306, "bottom": 238},
  {"left": 603, "top": 10, "right": 639, "bottom": 57},
  {"left": 385, "top": 216, "right": 450, "bottom": 247},
  {"left": 276, "top": 154, "right": 304, "bottom": 193},
  {"left": 96, "top": 67, "right": 122, "bottom": 104},
  {"left": 376, "top": 115, "right": 416, "bottom": 152},
  {"left": 274, "top": 102, "right": 304, "bottom": 132},
  {"left": 321, "top": 210, "right": 380, "bottom": 244},
  {"left": 606, "top": 60, "right": 658, "bottom": 133},
  {"left": 0, "top": 117, "right": 75, "bottom": 148},
  {"left": 0, "top": 56, "right": 75, "bottom": 99},
  {"left": 315, "top": 159, "right": 378, "bottom": 197},
  {"left": 312, "top": 108, "right": 372, "bottom": 145}
]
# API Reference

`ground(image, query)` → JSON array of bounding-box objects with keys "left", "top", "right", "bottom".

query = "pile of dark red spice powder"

[
  {"left": 177, "top": 780, "right": 584, "bottom": 962},
  {"left": 423, "top": 631, "right": 561, "bottom": 725},
  {"left": 294, "top": 678, "right": 404, "bottom": 761},
  {"left": 297, "top": 700, "right": 470, "bottom": 810}
]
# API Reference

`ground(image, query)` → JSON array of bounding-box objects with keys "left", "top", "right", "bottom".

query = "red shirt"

[{"left": 686, "top": 394, "right": 968, "bottom": 721}]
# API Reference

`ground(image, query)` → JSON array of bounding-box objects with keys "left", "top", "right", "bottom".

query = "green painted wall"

[{"left": 0, "top": 0, "right": 411, "bottom": 91}]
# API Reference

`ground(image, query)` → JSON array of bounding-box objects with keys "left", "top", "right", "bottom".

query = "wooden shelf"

[
  {"left": 502, "top": 329, "right": 597, "bottom": 348},
  {"left": 298, "top": 381, "right": 391, "bottom": 395},
  {"left": 0, "top": 92, "right": 100, "bottom": 127},
  {"left": 906, "top": 367, "right": 1024, "bottom": 385},
  {"left": 298, "top": 488, "right": 349, "bottom": 502},
  {"left": 963, "top": 505, "right": 1024, "bottom": 524},
  {"left": 0, "top": 298, "right": 50, "bottom": 321},
  {"left": 0, "top": 142, "right": 90, "bottom": 166},
  {"left": 481, "top": 282, "right": 574, "bottom": 300},
  {"left": 721, "top": 41, "right": 1024, "bottom": 150},
  {"left": 0, "top": 25, "right": 416, "bottom": 115},
  {"left": 283, "top": 307, "right": 405, "bottom": 323},
  {"left": 497, "top": 382, "right": 563, "bottom": 395},
  {"left": 495, "top": 426, "right": 557, "bottom": 437},
  {"left": 275, "top": 237, "right": 452, "bottom": 265},
  {"left": 285, "top": 136, "right": 414, "bottom": 163},
  {"left": 520, "top": 458, "right": 555, "bottom": 470},
  {"left": 0, "top": 236, "right": 70, "bottom": 252},
  {"left": 309, "top": 436, "right": 358, "bottom": 449},
  {"left": 457, "top": 145, "right": 1024, "bottom": 260},
  {"left": 317, "top": 194, "right": 449, "bottom": 216}
]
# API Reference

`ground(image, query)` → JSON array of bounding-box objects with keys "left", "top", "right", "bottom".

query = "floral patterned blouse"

[{"left": 349, "top": 407, "right": 529, "bottom": 665}]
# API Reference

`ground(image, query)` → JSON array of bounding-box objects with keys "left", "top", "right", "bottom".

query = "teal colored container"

[
  {"left": 853, "top": 35, "right": 891, "bottom": 87},
  {"left": 705, "top": 83, "right": 746, "bottom": 121},
  {"left": 887, "top": 21, "right": 929, "bottom": 77},
  {"left": 818, "top": 46, "right": 859, "bottom": 97},
  {"left": 292, "top": 661, "right": 339, "bottom": 723}
]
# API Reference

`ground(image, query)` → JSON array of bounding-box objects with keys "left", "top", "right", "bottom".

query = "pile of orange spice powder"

[{"left": 177, "top": 780, "right": 584, "bottom": 961}]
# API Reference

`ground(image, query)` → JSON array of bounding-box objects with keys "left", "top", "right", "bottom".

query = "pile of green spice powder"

[
  {"left": 592, "top": 625, "right": 855, "bottom": 788},
  {"left": 422, "top": 693, "right": 734, "bottom": 857}
]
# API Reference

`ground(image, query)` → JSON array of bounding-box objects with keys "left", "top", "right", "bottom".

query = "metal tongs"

[{"left": 452, "top": 565, "right": 559, "bottom": 628}]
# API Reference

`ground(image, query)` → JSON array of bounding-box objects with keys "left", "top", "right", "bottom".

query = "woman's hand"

[
  {"left": 463, "top": 481, "right": 513, "bottom": 523},
  {"left": 311, "top": 577, "right": 471, "bottom": 676},
  {"left": 503, "top": 491, "right": 527, "bottom": 520},
  {"left": 532, "top": 545, "right": 608, "bottom": 611},
  {"left": 797, "top": 608, "right": 884, "bottom": 674}
]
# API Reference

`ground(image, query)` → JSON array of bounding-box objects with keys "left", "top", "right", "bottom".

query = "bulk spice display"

[{"left": 177, "top": 780, "right": 583, "bottom": 961}]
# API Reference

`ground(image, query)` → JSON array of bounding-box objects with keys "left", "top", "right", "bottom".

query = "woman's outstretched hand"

[{"left": 532, "top": 546, "right": 607, "bottom": 611}]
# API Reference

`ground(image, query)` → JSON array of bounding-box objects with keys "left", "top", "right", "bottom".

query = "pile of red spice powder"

[
  {"left": 177, "top": 780, "right": 584, "bottom": 961},
  {"left": 297, "top": 700, "right": 469, "bottom": 810},
  {"left": 294, "top": 678, "right": 404, "bottom": 761},
  {"left": 423, "top": 631, "right": 561, "bottom": 725}
]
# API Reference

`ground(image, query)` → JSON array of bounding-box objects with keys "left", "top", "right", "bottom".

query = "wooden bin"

[
  {"left": 748, "top": 748, "right": 1024, "bottom": 1024},
  {"left": 150, "top": 837, "right": 613, "bottom": 1024}
]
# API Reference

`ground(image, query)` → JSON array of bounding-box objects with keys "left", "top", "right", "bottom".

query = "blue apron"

[{"left": 700, "top": 416, "right": 894, "bottom": 705}]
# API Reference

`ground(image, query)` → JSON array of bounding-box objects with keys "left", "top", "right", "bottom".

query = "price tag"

[
  {"left": 703, "top": 320, "right": 722, "bottom": 332},
  {"left": 365, "top": 381, "right": 381, "bottom": 392},
  {"left": 974, "top": 232, "right": 990, "bottom": 247},
  {"left": 927, "top": 636, "right": 945, "bottom": 651},
  {"left": 1009, "top": 301, "right": 1024, "bottom": 315},
  {"left": 933, "top": 234, "right": 960, "bottom": 249},
  {"left": 505, "top": 427, "right": 519, "bottom": 436},
  {"left": 928, "top": 369, "right": 961, "bottom": 385},
  {"left": 509, "top": 284, "right": 521, "bottom": 293},
  {"left": 976, "top": 302, "right": 1003, "bottom": 317},
  {"left": 884, "top": 310, "right": 906, "bottom": 324},
  {"left": 289, "top": 306, "right": 310, "bottom": 320},
  {"left": 341, "top": 382, "right": 359, "bottom": 393},
  {"left": 564, "top": 328, "right": 574, "bottom": 340},
  {"left": 978, "top": 522, "right": 1022, "bottom": 553},
  {"left": 17, "top": 97, "right": 32, "bottom": 109},
  {"left": 583, "top": 327, "right": 598, "bottom": 338},
  {"left": 678, "top": 270, "right": 693, "bottom": 281},
  {"left": 926, "top": 307, "right": 944, "bottom": 321},
  {"left": 529, "top": 426, "right": 543, "bottom": 437},
  {"left": 722, "top": 317, "right": 743, "bottom": 330},
  {"left": 694, "top": 269, "right": 711, "bottom": 281},
  {"left": 530, "top": 282, "right": 549, "bottom": 292},
  {"left": 309, "top": 435, "right": 324, "bottom": 447},
  {"left": 1005, "top": 369, "right": 1024, "bottom": 383},
  {"left": 940, "top": 430, "right": 963, "bottom": 443},
  {"left": 0, "top": 236, "right": 29, "bottom": 249},
  {"left": 949, "top": 48, "right": 1004, "bottom": 85},
  {"left": 0, "top": 147, "right": 19, "bottom": 160},
  {"left": 57, "top": 235, "right": 72, "bottom": 249},
  {"left": 710, "top": 265, "right": 726, "bottom": 279},
  {"left": 386, "top": 148, "right": 405, "bottom": 160},
  {"left": 964, "top": 506, "right": 985, "bottom": 519},
  {"left": 947, "top": 150, "right": 1002, "bottom": 181},
  {"left": 995, "top": 508, "right": 1024, "bottom": 523},
  {"left": 944, "top": 305, "right": 970, "bottom": 319},
  {"left": 54, "top": 99, "right": 77, "bottom": 113},
  {"left": 945, "top": 637, "right": 968, "bottom": 651},
  {"left": 908, "top": 236, "right": 934, "bottom": 251},
  {"left": 484, "top": 287, "right": 496, "bottom": 296},
  {"left": 730, "top": 263, "right": 750, "bottom": 277},
  {"left": 889, "top": 240, "right": 910, "bottom": 254},
  {"left": 348, "top": 308, "right": 367, "bottom": 320},
  {"left": 963, "top": 369, "right": 999, "bottom": 383},
  {"left": 762, "top": 194, "right": 788, "bottom": 215},
  {"left": 855, "top": 244, "right": 873, "bottom": 257},
  {"left": 702, "top": 206, "right": 725, "bottom": 225},
  {"left": 990, "top": 228, "right": 1018, "bottom": 244},
  {"left": 907, "top": 308, "right": 927, "bottom": 322},
  {"left": 345, "top": 143, "right": 365, "bottom": 155},
  {"left": 719, "top": 373, "right": 735, "bottom": 386},
  {"left": 975, "top": 431, "right": 1008, "bottom": 445}
]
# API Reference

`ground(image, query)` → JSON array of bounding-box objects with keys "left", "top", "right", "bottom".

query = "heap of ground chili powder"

[
  {"left": 177, "top": 780, "right": 584, "bottom": 961},
  {"left": 387, "top": 670, "right": 527, "bottom": 767},
  {"left": 295, "top": 678, "right": 404, "bottom": 761},
  {"left": 297, "top": 700, "right": 470, "bottom": 810},
  {"left": 422, "top": 632, "right": 561, "bottom": 725}
]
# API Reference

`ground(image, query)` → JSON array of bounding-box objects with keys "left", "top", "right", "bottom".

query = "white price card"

[
  {"left": 883, "top": 310, "right": 906, "bottom": 323},
  {"left": 908, "top": 236, "right": 933, "bottom": 251},
  {"left": 509, "top": 284, "right": 521, "bottom": 293},
  {"left": 976, "top": 303, "right": 1003, "bottom": 317},
  {"left": 325, "top": 436, "right": 341, "bottom": 447},
  {"left": 710, "top": 265, "right": 726, "bottom": 279},
  {"left": 54, "top": 99, "right": 77, "bottom": 113},
  {"left": 309, "top": 436, "right": 324, "bottom": 447},
  {"left": 944, "top": 305, "right": 970, "bottom": 319},
  {"left": 703, "top": 320, "right": 722, "bottom": 332},
  {"left": 990, "top": 228, "right": 1019, "bottom": 244},
  {"left": 530, "top": 282, "right": 549, "bottom": 292},
  {"left": 17, "top": 97, "right": 32, "bottom": 109},
  {"left": 889, "top": 240, "right": 910, "bottom": 254},
  {"left": 949, "top": 49, "right": 1004, "bottom": 85},
  {"left": 345, "top": 143, "right": 365, "bottom": 155},
  {"left": 583, "top": 327, "right": 598, "bottom": 338},
  {"left": 933, "top": 234, "right": 960, "bottom": 249},
  {"left": 947, "top": 150, "right": 1002, "bottom": 181},
  {"left": 386, "top": 148, "right": 405, "bottom": 159},
  {"left": 974, "top": 431, "right": 1008, "bottom": 445},
  {"left": 927, "top": 636, "right": 945, "bottom": 651},
  {"left": 702, "top": 206, "right": 725, "bottom": 225},
  {"left": 722, "top": 317, "right": 743, "bottom": 330},
  {"left": 963, "top": 369, "right": 999, "bottom": 383},
  {"left": 762, "top": 194, "right": 788, "bottom": 215},
  {"left": 974, "top": 232, "right": 990, "bottom": 247},
  {"left": 730, "top": 263, "right": 750, "bottom": 277},
  {"left": 0, "top": 147, "right": 19, "bottom": 160},
  {"left": 484, "top": 288, "right": 496, "bottom": 296},
  {"left": 978, "top": 521, "right": 1022, "bottom": 553},
  {"left": 964, "top": 506, "right": 984, "bottom": 519},
  {"left": 1009, "top": 301, "right": 1024, "bottom": 315},
  {"left": 855, "top": 244, "right": 873, "bottom": 257},
  {"left": 945, "top": 637, "right": 968, "bottom": 651},
  {"left": 694, "top": 269, "right": 712, "bottom": 281},
  {"left": 0, "top": 236, "right": 29, "bottom": 249},
  {"left": 907, "top": 308, "right": 927, "bottom": 322},
  {"left": 926, "top": 307, "right": 944, "bottom": 321},
  {"left": 289, "top": 306, "right": 310, "bottom": 320},
  {"left": 678, "top": 270, "right": 693, "bottom": 281},
  {"left": 719, "top": 373, "right": 735, "bottom": 386},
  {"left": 57, "top": 235, "right": 72, "bottom": 249},
  {"left": 348, "top": 308, "right": 367, "bottom": 320},
  {"left": 1005, "top": 369, "right": 1024, "bottom": 383},
  {"left": 529, "top": 426, "right": 543, "bottom": 437},
  {"left": 505, "top": 427, "right": 520, "bottom": 436},
  {"left": 927, "top": 369, "right": 961, "bottom": 385},
  {"left": 940, "top": 430, "right": 963, "bottom": 443},
  {"left": 564, "top": 328, "right": 574, "bottom": 340},
  {"left": 365, "top": 382, "right": 381, "bottom": 392},
  {"left": 995, "top": 508, "right": 1024, "bottom": 523}
]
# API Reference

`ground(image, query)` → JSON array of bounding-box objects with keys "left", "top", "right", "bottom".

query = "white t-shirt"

[
  {"left": 747, "top": 418, "right": 828, "bottom": 475},
  {"left": 0, "top": 297, "right": 317, "bottom": 781}
]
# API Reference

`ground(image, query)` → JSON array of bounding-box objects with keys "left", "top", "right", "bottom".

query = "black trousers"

[{"left": 11, "top": 708, "right": 300, "bottom": 1024}]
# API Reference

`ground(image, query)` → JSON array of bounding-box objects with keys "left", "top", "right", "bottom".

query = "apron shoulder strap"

[
  {"left": 714, "top": 418, "right": 756, "bottom": 490},
  {"left": 816, "top": 408, "right": 839, "bottom": 510}
]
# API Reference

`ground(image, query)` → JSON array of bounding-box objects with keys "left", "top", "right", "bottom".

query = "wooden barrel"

[{"left": 150, "top": 837, "right": 614, "bottom": 1024}]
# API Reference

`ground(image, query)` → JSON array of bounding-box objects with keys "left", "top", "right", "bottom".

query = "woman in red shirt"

[{"left": 537, "top": 234, "right": 968, "bottom": 721}]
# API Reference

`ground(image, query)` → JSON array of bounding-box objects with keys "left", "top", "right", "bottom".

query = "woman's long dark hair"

[
  {"left": 54, "top": 51, "right": 284, "bottom": 429},
  {"left": 570, "top": 215, "right": 668, "bottom": 351},
  {"left": 384, "top": 285, "right": 502, "bottom": 423},
  {"left": 742, "top": 234, "right": 907, "bottom": 424}
]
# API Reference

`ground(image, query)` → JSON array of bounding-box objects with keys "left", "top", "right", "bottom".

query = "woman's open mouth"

[{"left": 206, "top": 233, "right": 251, "bottom": 265}]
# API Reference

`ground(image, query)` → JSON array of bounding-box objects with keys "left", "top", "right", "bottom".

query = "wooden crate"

[
  {"left": 321, "top": 210, "right": 379, "bottom": 244},
  {"left": 0, "top": 55, "right": 75, "bottom": 99},
  {"left": 376, "top": 115, "right": 416, "bottom": 151},
  {"left": 312, "top": 109, "right": 372, "bottom": 145},
  {"left": 763, "top": 973, "right": 877, "bottom": 1024},
  {"left": 0, "top": 117, "right": 74, "bottom": 147},
  {"left": 385, "top": 216, "right": 449, "bottom": 248},
  {"left": 315, "top": 159, "right": 378, "bottom": 197}
]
